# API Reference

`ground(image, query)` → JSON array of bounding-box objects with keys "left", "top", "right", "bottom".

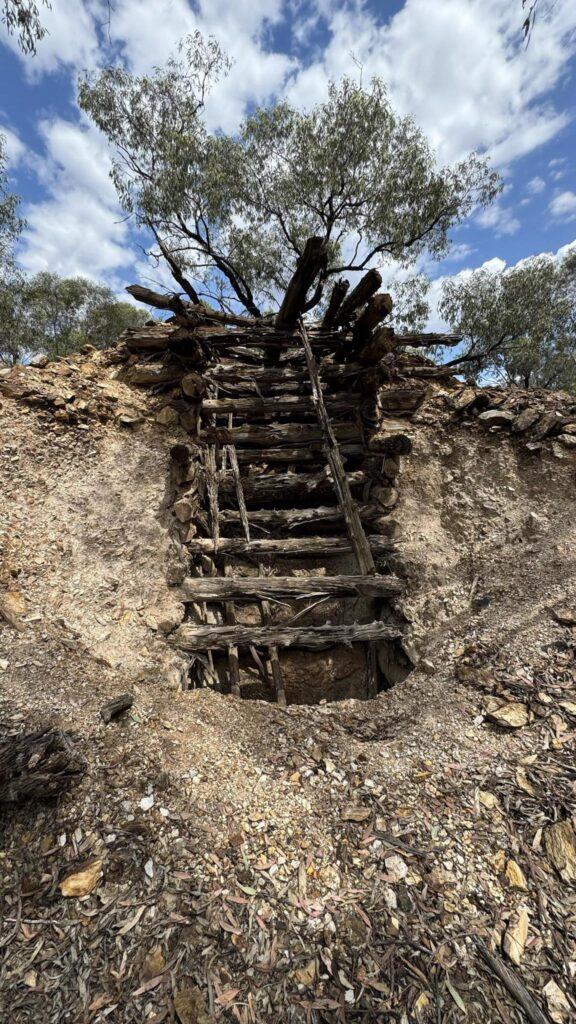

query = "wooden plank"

[
  {"left": 185, "top": 536, "right": 394, "bottom": 556},
  {"left": 299, "top": 322, "right": 375, "bottom": 575},
  {"left": 205, "top": 445, "right": 220, "bottom": 548},
  {"left": 205, "top": 362, "right": 367, "bottom": 386},
  {"left": 233, "top": 443, "right": 365, "bottom": 464},
  {"left": 181, "top": 574, "right": 402, "bottom": 601},
  {"left": 172, "top": 620, "right": 401, "bottom": 651}
]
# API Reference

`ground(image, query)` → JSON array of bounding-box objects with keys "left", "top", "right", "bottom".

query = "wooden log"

[
  {"left": 126, "top": 285, "right": 189, "bottom": 316},
  {"left": 233, "top": 443, "right": 365, "bottom": 464},
  {"left": 202, "top": 393, "right": 359, "bottom": 417},
  {"left": 358, "top": 326, "right": 397, "bottom": 365},
  {"left": 300, "top": 323, "right": 375, "bottom": 575},
  {"left": 334, "top": 269, "right": 382, "bottom": 328},
  {"left": 219, "top": 504, "right": 397, "bottom": 533},
  {"left": 397, "top": 332, "right": 461, "bottom": 348},
  {"left": 379, "top": 387, "right": 426, "bottom": 414},
  {"left": 121, "top": 323, "right": 177, "bottom": 352},
  {"left": 473, "top": 938, "right": 552, "bottom": 1024},
  {"left": 0, "top": 727, "right": 85, "bottom": 804},
  {"left": 204, "top": 362, "right": 368, "bottom": 387},
  {"left": 352, "top": 293, "right": 394, "bottom": 345},
  {"left": 206, "top": 422, "right": 362, "bottom": 448},
  {"left": 276, "top": 236, "right": 328, "bottom": 330},
  {"left": 182, "top": 574, "right": 402, "bottom": 601},
  {"left": 185, "top": 536, "right": 394, "bottom": 557},
  {"left": 205, "top": 446, "right": 220, "bottom": 548},
  {"left": 100, "top": 694, "right": 134, "bottom": 723},
  {"left": 217, "top": 468, "right": 368, "bottom": 503},
  {"left": 172, "top": 620, "right": 401, "bottom": 651},
  {"left": 322, "top": 279, "right": 349, "bottom": 328},
  {"left": 123, "top": 363, "right": 183, "bottom": 386}
]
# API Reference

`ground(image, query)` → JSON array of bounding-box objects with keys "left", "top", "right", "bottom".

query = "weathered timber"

[
  {"left": 217, "top": 468, "right": 368, "bottom": 503},
  {"left": 204, "top": 362, "right": 368, "bottom": 386},
  {"left": 358, "top": 327, "right": 397, "bottom": 365},
  {"left": 352, "top": 293, "right": 394, "bottom": 345},
  {"left": 397, "top": 332, "right": 461, "bottom": 348},
  {"left": 182, "top": 574, "right": 402, "bottom": 601},
  {"left": 100, "top": 694, "right": 134, "bottom": 723},
  {"left": 334, "top": 269, "right": 382, "bottom": 328},
  {"left": 233, "top": 443, "right": 366, "bottom": 464},
  {"left": 260, "top": 598, "right": 286, "bottom": 706},
  {"left": 124, "top": 363, "right": 184, "bottom": 386},
  {"left": 126, "top": 285, "right": 261, "bottom": 329},
  {"left": 205, "top": 446, "right": 220, "bottom": 548},
  {"left": 0, "top": 728, "right": 85, "bottom": 804},
  {"left": 276, "top": 236, "right": 328, "bottom": 330},
  {"left": 202, "top": 393, "right": 360, "bottom": 417},
  {"left": 172, "top": 620, "right": 401, "bottom": 651},
  {"left": 121, "top": 323, "right": 177, "bottom": 352},
  {"left": 186, "top": 536, "right": 394, "bottom": 556},
  {"left": 206, "top": 422, "right": 362, "bottom": 447},
  {"left": 126, "top": 285, "right": 189, "bottom": 316},
  {"left": 322, "top": 279, "right": 349, "bottom": 328},
  {"left": 300, "top": 323, "right": 375, "bottom": 575},
  {"left": 368, "top": 431, "right": 413, "bottom": 456},
  {"left": 219, "top": 504, "right": 397, "bottom": 533},
  {"left": 379, "top": 387, "right": 426, "bottom": 414},
  {"left": 226, "top": 445, "right": 251, "bottom": 540},
  {"left": 473, "top": 938, "right": 552, "bottom": 1024}
]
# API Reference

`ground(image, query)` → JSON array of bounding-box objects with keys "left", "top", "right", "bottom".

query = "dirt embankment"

[{"left": 0, "top": 349, "right": 575, "bottom": 1023}]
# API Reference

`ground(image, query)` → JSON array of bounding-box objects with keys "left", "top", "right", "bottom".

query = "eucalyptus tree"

[
  {"left": 79, "top": 33, "right": 500, "bottom": 319},
  {"left": 1, "top": 0, "right": 49, "bottom": 54},
  {"left": 439, "top": 251, "right": 576, "bottom": 391}
]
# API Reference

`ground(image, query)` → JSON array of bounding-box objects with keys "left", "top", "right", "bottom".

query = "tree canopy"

[
  {"left": 439, "top": 250, "right": 576, "bottom": 392},
  {"left": 1, "top": 0, "right": 49, "bottom": 54},
  {"left": 79, "top": 33, "right": 500, "bottom": 319},
  {"left": 0, "top": 271, "right": 149, "bottom": 365}
]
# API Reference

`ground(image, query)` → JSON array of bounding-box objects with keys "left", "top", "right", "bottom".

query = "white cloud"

[
  {"left": 286, "top": 0, "right": 576, "bottom": 166},
  {"left": 476, "top": 203, "right": 521, "bottom": 236},
  {"left": 549, "top": 191, "right": 576, "bottom": 220},
  {"left": 526, "top": 175, "right": 546, "bottom": 195},
  {"left": 17, "top": 118, "right": 136, "bottom": 279},
  {"left": 0, "top": 0, "right": 104, "bottom": 76}
]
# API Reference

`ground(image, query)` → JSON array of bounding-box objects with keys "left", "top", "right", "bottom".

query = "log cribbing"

[
  {"left": 299, "top": 322, "right": 376, "bottom": 575},
  {"left": 181, "top": 575, "right": 402, "bottom": 601},
  {"left": 202, "top": 393, "right": 360, "bottom": 417},
  {"left": 352, "top": 293, "right": 394, "bottom": 345},
  {"left": 334, "top": 269, "right": 382, "bottom": 328},
  {"left": 217, "top": 468, "right": 368, "bottom": 503},
  {"left": 172, "top": 620, "right": 401, "bottom": 651},
  {"left": 397, "top": 332, "right": 461, "bottom": 348},
  {"left": 276, "top": 236, "right": 328, "bottom": 330},
  {"left": 218, "top": 504, "right": 397, "bottom": 532},
  {"left": 233, "top": 443, "right": 366, "bottom": 464},
  {"left": 186, "top": 536, "right": 394, "bottom": 556},
  {"left": 206, "top": 422, "right": 362, "bottom": 447}
]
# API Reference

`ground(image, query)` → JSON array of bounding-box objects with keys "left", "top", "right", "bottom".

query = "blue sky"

[{"left": 1, "top": 0, "right": 575, "bottom": 317}]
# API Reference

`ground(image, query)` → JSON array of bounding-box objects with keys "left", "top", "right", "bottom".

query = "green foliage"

[
  {"left": 79, "top": 35, "right": 500, "bottom": 317},
  {"left": 440, "top": 251, "right": 576, "bottom": 391},
  {"left": 1, "top": 0, "right": 49, "bottom": 55},
  {"left": 0, "top": 135, "right": 23, "bottom": 270},
  {"left": 0, "top": 271, "right": 149, "bottom": 365}
]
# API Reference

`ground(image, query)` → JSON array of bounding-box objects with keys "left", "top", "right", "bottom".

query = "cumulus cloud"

[
  {"left": 17, "top": 118, "right": 135, "bottom": 279},
  {"left": 526, "top": 176, "right": 546, "bottom": 195},
  {"left": 0, "top": 125, "right": 26, "bottom": 168},
  {"left": 476, "top": 203, "right": 521, "bottom": 237},
  {"left": 549, "top": 191, "right": 576, "bottom": 220}
]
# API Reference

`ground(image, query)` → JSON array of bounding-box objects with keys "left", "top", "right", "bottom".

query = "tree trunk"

[{"left": 275, "top": 236, "right": 328, "bottom": 330}]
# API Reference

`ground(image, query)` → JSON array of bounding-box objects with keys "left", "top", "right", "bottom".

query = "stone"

[
  {"left": 29, "top": 352, "right": 49, "bottom": 368},
  {"left": 531, "top": 410, "right": 564, "bottom": 440},
  {"left": 550, "top": 607, "right": 576, "bottom": 626},
  {"left": 505, "top": 859, "right": 528, "bottom": 890},
  {"left": 173, "top": 497, "right": 195, "bottom": 523},
  {"left": 419, "top": 658, "right": 436, "bottom": 675},
  {"left": 561, "top": 422, "right": 576, "bottom": 435},
  {"left": 512, "top": 407, "right": 541, "bottom": 433},
  {"left": 544, "top": 820, "right": 576, "bottom": 881},
  {"left": 145, "top": 598, "right": 185, "bottom": 634},
  {"left": 543, "top": 980, "right": 571, "bottom": 1023},
  {"left": 372, "top": 485, "right": 398, "bottom": 509},
  {"left": 478, "top": 409, "right": 515, "bottom": 427},
  {"left": 156, "top": 405, "right": 179, "bottom": 427},
  {"left": 557, "top": 434, "right": 576, "bottom": 449},
  {"left": 503, "top": 906, "right": 529, "bottom": 965},
  {"left": 486, "top": 702, "right": 529, "bottom": 728}
]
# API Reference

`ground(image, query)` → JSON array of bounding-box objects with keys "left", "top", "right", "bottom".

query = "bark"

[
  {"left": 172, "top": 620, "right": 400, "bottom": 651},
  {"left": 182, "top": 574, "right": 402, "bottom": 602},
  {"left": 379, "top": 387, "right": 427, "bottom": 414},
  {"left": 397, "top": 332, "right": 461, "bottom": 348},
  {"left": 233, "top": 443, "right": 366, "bottom": 464},
  {"left": 334, "top": 269, "right": 383, "bottom": 327},
  {"left": 100, "top": 694, "right": 134, "bottom": 724},
  {"left": 218, "top": 504, "right": 397, "bottom": 533},
  {"left": 0, "top": 728, "right": 85, "bottom": 804},
  {"left": 276, "top": 236, "right": 328, "bottom": 330},
  {"left": 357, "top": 327, "right": 397, "bottom": 365},
  {"left": 202, "top": 393, "right": 359, "bottom": 417}
]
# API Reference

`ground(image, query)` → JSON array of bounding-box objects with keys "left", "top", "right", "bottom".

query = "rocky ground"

[{"left": 0, "top": 347, "right": 575, "bottom": 1023}]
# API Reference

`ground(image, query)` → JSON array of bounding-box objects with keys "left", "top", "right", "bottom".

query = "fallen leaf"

[
  {"left": 142, "top": 945, "right": 165, "bottom": 981},
  {"left": 59, "top": 857, "right": 103, "bottom": 898},
  {"left": 215, "top": 988, "right": 240, "bottom": 1007},
  {"left": 544, "top": 820, "right": 576, "bottom": 881},
  {"left": 515, "top": 768, "right": 536, "bottom": 796},
  {"left": 445, "top": 978, "right": 467, "bottom": 1014},
  {"left": 487, "top": 703, "right": 529, "bottom": 729},
  {"left": 293, "top": 959, "right": 317, "bottom": 987},
  {"left": 543, "top": 980, "right": 571, "bottom": 1022},
  {"left": 503, "top": 907, "right": 529, "bottom": 965},
  {"left": 173, "top": 984, "right": 213, "bottom": 1024}
]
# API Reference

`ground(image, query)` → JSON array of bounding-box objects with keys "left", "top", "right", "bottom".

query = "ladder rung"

[{"left": 181, "top": 574, "right": 402, "bottom": 602}]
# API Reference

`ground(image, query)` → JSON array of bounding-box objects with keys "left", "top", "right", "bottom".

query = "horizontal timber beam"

[
  {"left": 217, "top": 468, "right": 368, "bottom": 503},
  {"left": 218, "top": 504, "right": 397, "bottom": 532},
  {"left": 206, "top": 422, "right": 362, "bottom": 447},
  {"left": 202, "top": 393, "right": 360, "bottom": 417},
  {"left": 172, "top": 620, "right": 401, "bottom": 651},
  {"left": 181, "top": 574, "right": 402, "bottom": 602},
  {"left": 185, "top": 536, "right": 394, "bottom": 556}
]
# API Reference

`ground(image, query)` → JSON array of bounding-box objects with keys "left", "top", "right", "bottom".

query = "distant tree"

[
  {"left": 439, "top": 251, "right": 576, "bottom": 391},
  {"left": 79, "top": 33, "right": 500, "bottom": 318},
  {"left": 1, "top": 0, "right": 50, "bottom": 54},
  {"left": 0, "top": 133, "right": 26, "bottom": 365},
  {"left": 0, "top": 271, "right": 148, "bottom": 364},
  {"left": 0, "top": 134, "right": 23, "bottom": 269}
]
